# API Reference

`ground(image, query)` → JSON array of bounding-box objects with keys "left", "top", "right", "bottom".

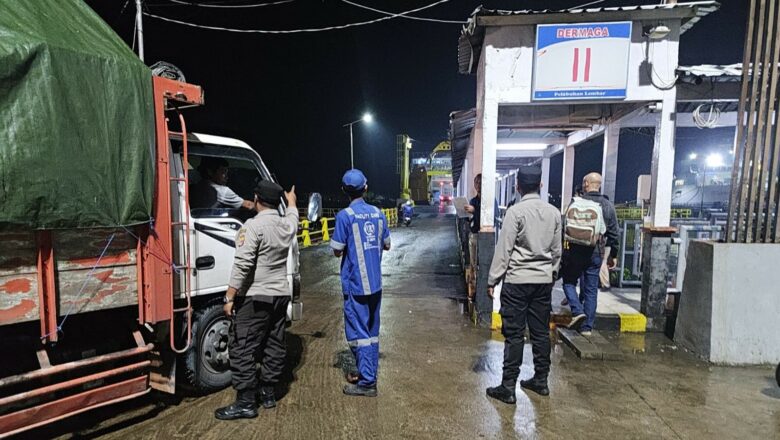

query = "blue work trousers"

[
  {"left": 562, "top": 245, "right": 602, "bottom": 332},
  {"left": 344, "top": 291, "right": 381, "bottom": 387}
]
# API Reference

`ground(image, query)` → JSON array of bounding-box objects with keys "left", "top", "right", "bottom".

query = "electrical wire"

[
  {"left": 166, "top": 0, "right": 295, "bottom": 8},
  {"left": 340, "top": 0, "right": 466, "bottom": 24},
  {"left": 644, "top": 38, "right": 678, "bottom": 90},
  {"left": 143, "top": 0, "right": 453, "bottom": 33},
  {"left": 692, "top": 103, "right": 721, "bottom": 129}
]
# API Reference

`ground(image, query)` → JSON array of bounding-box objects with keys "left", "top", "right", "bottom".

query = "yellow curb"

[
  {"left": 491, "top": 311, "right": 502, "bottom": 331},
  {"left": 619, "top": 313, "right": 647, "bottom": 333}
]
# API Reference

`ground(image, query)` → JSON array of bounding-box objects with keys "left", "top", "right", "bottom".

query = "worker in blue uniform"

[{"left": 330, "top": 169, "right": 391, "bottom": 397}]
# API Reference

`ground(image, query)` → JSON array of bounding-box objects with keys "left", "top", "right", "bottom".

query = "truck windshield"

[{"left": 188, "top": 154, "right": 261, "bottom": 220}]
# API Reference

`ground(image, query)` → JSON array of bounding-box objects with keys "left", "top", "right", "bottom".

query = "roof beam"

[
  {"left": 476, "top": 7, "right": 705, "bottom": 28},
  {"left": 622, "top": 111, "right": 738, "bottom": 128}
]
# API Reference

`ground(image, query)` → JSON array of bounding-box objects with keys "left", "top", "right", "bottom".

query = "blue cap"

[{"left": 342, "top": 169, "right": 368, "bottom": 190}]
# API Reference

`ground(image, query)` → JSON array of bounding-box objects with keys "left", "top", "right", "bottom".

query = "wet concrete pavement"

[{"left": 26, "top": 208, "right": 780, "bottom": 439}]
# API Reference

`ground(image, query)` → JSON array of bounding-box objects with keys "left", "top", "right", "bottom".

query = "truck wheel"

[{"left": 180, "top": 301, "right": 232, "bottom": 393}]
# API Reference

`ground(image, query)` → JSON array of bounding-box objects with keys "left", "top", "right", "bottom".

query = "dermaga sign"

[{"left": 533, "top": 21, "right": 632, "bottom": 101}]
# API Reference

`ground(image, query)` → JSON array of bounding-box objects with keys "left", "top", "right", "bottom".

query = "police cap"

[
  {"left": 253, "top": 180, "right": 284, "bottom": 206},
  {"left": 517, "top": 165, "right": 542, "bottom": 186}
]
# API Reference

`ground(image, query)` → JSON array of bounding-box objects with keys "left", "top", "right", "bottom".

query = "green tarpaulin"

[{"left": 0, "top": 0, "right": 154, "bottom": 230}]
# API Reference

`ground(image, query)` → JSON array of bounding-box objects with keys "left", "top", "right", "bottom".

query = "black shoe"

[
  {"left": 258, "top": 386, "right": 277, "bottom": 409},
  {"left": 215, "top": 390, "right": 258, "bottom": 420},
  {"left": 568, "top": 313, "right": 586, "bottom": 330},
  {"left": 343, "top": 384, "right": 378, "bottom": 397},
  {"left": 520, "top": 378, "right": 549, "bottom": 396},
  {"left": 486, "top": 385, "right": 516, "bottom": 404}
]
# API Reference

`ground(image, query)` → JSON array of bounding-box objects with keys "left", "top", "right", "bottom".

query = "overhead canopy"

[
  {"left": 0, "top": 1, "right": 154, "bottom": 230},
  {"left": 458, "top": 1, "right": 721, "bottom": 74}
]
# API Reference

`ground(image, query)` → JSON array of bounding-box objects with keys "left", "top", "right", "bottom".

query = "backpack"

[{"left": 564, "top": 197, "right": 606, "bottom": 247}]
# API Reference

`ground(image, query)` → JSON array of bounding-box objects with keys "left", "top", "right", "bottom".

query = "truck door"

[{"left": 184, "top": 152, "right": 262, "bottom": 296}]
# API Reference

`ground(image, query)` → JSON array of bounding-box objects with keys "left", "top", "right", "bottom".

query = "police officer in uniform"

[
  {"left": 215, "top": 181, "right": 298, "bottom": 420},
  {"left": 485, "top": 166, "right": 562, "bottom": 403},
  {"left": 330, "top": 169, "right": 391, "bottom": 397}
]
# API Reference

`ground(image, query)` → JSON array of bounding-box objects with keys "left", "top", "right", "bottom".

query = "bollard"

[
  {"left": 301, "top": 220, "right": 311, "bottom": 247},
  {"left": 320, "top": 218, "right": 330, "bottom": 242}
]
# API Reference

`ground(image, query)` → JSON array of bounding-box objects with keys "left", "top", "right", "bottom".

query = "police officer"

[
  {"left": 215, "top": 181, "right": 298, "bottom": 420},
  {"left": 485, "top": 166, "right": 562, "bottom": 403},
  {"left": 330, "top": 169, "right": 391, "bottom": 397}
]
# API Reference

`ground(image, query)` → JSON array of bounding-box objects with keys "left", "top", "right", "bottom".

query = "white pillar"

[
  {"left": 602, "top": 122, "right": 620, "bottom": 201},
  {"left": 561, "top": 144, "right": 576, "bottom": 211},
  {"left": 649, "top": 90, "right": 677, "bottom": 227},
  {"left": 480, "top": 98, "right": 498, "bottom": 230},
  {"left": 541, "top": 157, "right": 551, "bottom": 203}
]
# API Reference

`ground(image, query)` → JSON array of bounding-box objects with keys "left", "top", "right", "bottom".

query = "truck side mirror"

[{"left": 307, "top": 192, "right": 323, "bottom": 223}]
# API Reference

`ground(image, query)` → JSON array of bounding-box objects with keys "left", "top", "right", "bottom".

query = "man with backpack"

[{"left": 562, "top": 173, "right": 619, "bottom": 336}]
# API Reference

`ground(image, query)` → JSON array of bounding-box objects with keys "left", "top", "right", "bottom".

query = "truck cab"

[{"left": 170, "top": 132, "right": 302, "bottom": 392}]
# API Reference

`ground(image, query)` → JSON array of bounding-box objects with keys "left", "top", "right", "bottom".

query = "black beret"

[
  {"left": 253, "top": 180, "right": 284, "bottom": 206},
  {"left": 517, "top": 165, "right": 542, "bottom": 186}
]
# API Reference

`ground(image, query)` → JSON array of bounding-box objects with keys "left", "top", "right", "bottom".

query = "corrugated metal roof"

[
  {"left": 449, "top": 109, "right": 476, "bottom": 189},
  {"left": 677, "top": 64, "right": 742, "bottom": 78},
  {"left": 459, "top": 1, "right": 721, "bottom": 74}
]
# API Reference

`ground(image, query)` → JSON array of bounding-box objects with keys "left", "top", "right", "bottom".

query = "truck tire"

[{"left": 180, "top": 301, "right": 232, "bottom": 394}]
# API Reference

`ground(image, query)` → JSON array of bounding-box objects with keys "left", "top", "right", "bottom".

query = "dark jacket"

[{"left": 581, "top": 191, "right": 620, "bottom": 258}]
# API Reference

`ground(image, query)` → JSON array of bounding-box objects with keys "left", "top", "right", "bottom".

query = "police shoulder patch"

[{"left": 237, "top": 228, "right": 247, "bottom": 247}]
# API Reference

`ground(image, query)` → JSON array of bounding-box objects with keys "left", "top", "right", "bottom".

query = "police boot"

[
  {"left": 520, "top": 377, "right": 550, "bottom": 396},
  {"left": 214, "top": 390, "right": 258, "bottom": 420},
  {"left": 486, "top": 385, "right": 517, "bottom": 405},
  {"left": 258, "top": 386, "right": 277, "bottom": 409},
  {"left": 343, "top": 383, "right": 378, "bottom": 397}
]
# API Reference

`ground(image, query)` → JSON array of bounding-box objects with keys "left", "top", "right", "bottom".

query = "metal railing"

[
  {"left": 617, "top": 219, "right": 725, "bottom": 289},
  {"left": 297, "top": 208, "right": 398, "bottom": 248}
]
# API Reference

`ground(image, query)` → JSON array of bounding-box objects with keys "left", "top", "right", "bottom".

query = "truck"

[{"left": 0, "top": 2, "right": 305, "bottom": 436}]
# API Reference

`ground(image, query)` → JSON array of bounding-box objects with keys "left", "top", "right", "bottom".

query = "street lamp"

[{"left": 344, "top": 112, "right": 373, "bottom": 169}]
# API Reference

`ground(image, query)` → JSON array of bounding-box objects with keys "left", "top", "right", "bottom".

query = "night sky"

[{"left": 86, "top": 0, "right": 746, "bottom": 201}]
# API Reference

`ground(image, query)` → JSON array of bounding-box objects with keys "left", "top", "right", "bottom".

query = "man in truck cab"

[
  {"left": 215, "top": 181, "right": 298, "bottom": 420},
  {"left": 190, "top": 157, "right": 255, "bottom": 211}
]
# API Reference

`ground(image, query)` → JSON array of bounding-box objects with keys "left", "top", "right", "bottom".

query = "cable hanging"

[
  {"left": 166, "top": 0, "right": 296, "bottom": 8},
  {"left": 340, "top": 0, "right": 465, "bottom": 24},
  {"left": 143, "top": 0, "right": 453, "bottom": 33}
]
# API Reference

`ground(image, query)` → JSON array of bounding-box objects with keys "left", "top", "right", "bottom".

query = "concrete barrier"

[{"left": 675, "top": 240, "right": 780, "bottom": 365}]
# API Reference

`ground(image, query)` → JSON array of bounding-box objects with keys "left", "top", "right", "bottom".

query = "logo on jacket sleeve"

[{"left": 237, "top": 228, "right": 247, "bottom": 247}]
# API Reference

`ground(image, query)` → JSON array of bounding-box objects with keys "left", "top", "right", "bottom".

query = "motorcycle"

[{"left": 401, "top": 203, "right": 414, "bottom": 227}]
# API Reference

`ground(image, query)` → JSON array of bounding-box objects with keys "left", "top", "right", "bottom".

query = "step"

[{"left": 557, "top": 328, "right": 625, "bottom": 361}]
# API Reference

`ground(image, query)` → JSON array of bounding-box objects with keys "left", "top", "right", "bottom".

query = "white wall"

[{"left": 677, "top": 241, "right": 780, "bottom": 365}]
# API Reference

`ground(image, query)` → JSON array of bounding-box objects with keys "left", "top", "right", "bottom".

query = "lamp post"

[
  {"left": 698, "top": 153, "right": 724, "bottom": 217},
  {"left": 344, "top": 113, "right": 373, "bottom": 169}
]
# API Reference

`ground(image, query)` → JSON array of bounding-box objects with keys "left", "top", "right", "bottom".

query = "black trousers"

[
  {"left": 229, "top": 295, "right": 289, "bottom": 391},
  {"left": 500, "top": 283, "right": 553, "bottom": 389}
]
